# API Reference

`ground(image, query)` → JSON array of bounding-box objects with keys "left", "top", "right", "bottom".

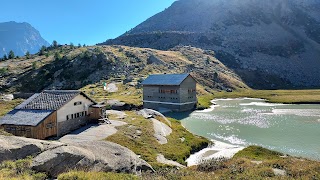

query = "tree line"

[{"left": 0, "top": 40, "right": 86, "bottom": 61}]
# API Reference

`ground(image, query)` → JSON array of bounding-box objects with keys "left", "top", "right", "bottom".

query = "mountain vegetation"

[{"left": 0, "top": 44, "right": 247, "bottom": 96}]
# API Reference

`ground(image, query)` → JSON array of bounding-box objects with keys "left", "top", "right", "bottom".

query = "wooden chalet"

[{"left": 0, "top": 90, "right": 105, "bottom": 139}]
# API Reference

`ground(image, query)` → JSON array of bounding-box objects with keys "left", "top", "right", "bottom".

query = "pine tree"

[
  {"left": 39, "top": 46, "right": 47, "bottom": 55},
  {"left": 25, "top": 51, "right": 30, "bottom": 59},
  {"left": 70, "top": 42, "right": 74, "bottom": 49},
  {"left": 8, "top": 50, "right": 15, "bottom": 59},
  {"left": 52, "top": 40, "right": 58, "bottom": 48},
  {"left": 3, "top": 55, "right": 7, "bottom": 60}
]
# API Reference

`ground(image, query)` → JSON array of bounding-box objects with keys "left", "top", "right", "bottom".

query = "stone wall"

[{"left": 57, "top": 117, "right": 88, "bottom": 136}]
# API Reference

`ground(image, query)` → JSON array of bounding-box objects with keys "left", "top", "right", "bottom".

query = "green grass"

[
  {"left": 213, "top": 89, "right": 320, "bottom": 104},
  {"left": 105, "top": 111, "right": 209, "bottom": 167},
  {"left": 233, "top": 146, "right": 284, "bottom": 161},
  {"left": 0, "top": 158, "right": 47, "bottom": 180},
  {"left": 81, "top": 83, "right": 143, "bottom": 106},
  {"left": 197, "top": 89, "right": 320, "bottom": 109},
  {"left": 0, "top": 99, "right": 23, "bottom": 117},
  {"left": 197, "top": 94, "right": 214, "bottom": 109},
  {"left": 58, "top": 171, "right": 138, "bottom": 180}
]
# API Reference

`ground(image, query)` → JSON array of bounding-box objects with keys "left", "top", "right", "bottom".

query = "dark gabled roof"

[
  {"left": 0, "top": 109, "right": 54, "bottom": 126},
  {"left": 141, "top": 73, "right": 191, "bottom": 86},
  {"left": 16, "top": 90, "right": 95, "bottom": 110}
]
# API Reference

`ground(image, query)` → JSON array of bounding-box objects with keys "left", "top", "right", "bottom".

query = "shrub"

[
  {"left": 0, "top": 68, "right": 8, "bottom": 76},
  {"left": 197, "top": 158, "right": 228, "bottom": 172}
]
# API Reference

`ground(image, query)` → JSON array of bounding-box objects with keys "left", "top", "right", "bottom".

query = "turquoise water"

[{"left": 172, "top": 98, "right": 320, "bottom": 160}]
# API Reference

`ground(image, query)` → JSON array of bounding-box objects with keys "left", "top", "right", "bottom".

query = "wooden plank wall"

[
  {"left": 1, "top": 112, "right": 57, "bottom": 140},
  {"left": 31, "top": 111, "right": 57, "bottom": 139},
  {"left": 89, "top": 107, "right": 102, "bottom": 120}
]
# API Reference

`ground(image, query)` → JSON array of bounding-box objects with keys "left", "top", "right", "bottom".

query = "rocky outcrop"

[
  {"left": 104, "top": 0, "right": 320, "bottom": 89},
  {"left": 138, "top": 109, "right": 171, "bottom": 126},
  {"left": 0, "top": 135, "right": 153, "bottom": 177},
  {"left": 0, "top": 135, "right": 63, "bottom": 162},
  {"left": 106, "top": 99, "right": 131, "bottom": 111},
  {"left": 138, "top": 109, "right": 172, "bottom": 144}
]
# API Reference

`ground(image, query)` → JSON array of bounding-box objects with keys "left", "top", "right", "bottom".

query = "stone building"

[
  {"left": 0, "top": 90, "right": 103, "bottom": 139},
  {"left": 142, "top": 73, "right": 197, "bottom": 112}
]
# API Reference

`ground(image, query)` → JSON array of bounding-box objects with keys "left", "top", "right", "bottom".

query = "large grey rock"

[
  {"left": 0, "top": 135, "right": 63, "bottom": 163},
  {"left": 106, "top": 99, "right": 131, "bottom": 110},
  {"left": 0, "top": 135, "right": 153, "bottom": 177},
  {"left": 32, "top": 145, "right": 96, "bottom": 177},
  {"left": 138, "top": 109, "right": 172, "bottom": 126},
  {"left": 31, "top": 141, "right": 154, "bottom": 177}
]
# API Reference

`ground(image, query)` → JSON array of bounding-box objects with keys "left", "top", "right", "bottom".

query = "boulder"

[
  {"left": 1, "top": 94, "right": 14, "bottom": 101},
  {"left": 32, "top": 145, "right": 96, "bottom": 177},
  {"left": 138, "top": 109, "right": 171, "bottom": 126},
  {"left": 32, "top": 141, "right": 154, "bottom": 177},
  {"left": 107, "top": 99, "right": 131, "bottom": 110},
  {"left": 0, "top": 135, "right": 154, "bottom": 177},
  {"left": 0, "top": 135, "right": 63, "bottom": 163},
  {"left": 147, "top": 55, "right": 164, "bottom": 65}
]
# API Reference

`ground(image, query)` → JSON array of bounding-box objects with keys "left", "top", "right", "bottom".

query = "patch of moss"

[{"left": 233, "top": 146, "right": 283, "bottom": 160}]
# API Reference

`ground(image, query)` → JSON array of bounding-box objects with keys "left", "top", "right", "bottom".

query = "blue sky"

[{"left": 0, "top": 0, "right": 176, "bottom": 45}]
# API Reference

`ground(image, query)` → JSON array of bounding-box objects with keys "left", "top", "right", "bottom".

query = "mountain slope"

[
  {"left": 103, "top": 0, "right": 320, "bottom": 89},
  {"left": 0, "top": 45, "right": 247, "bottom": 95},
  {"left": 0, "top": 21, "right": 49, "bottom": 57}
]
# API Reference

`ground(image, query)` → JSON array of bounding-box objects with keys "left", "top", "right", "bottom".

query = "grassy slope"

[
  {"left": 0, "top": 158, "right": 46, "bottom": 180},
  {"left": 81, "top": 83, "right": 143, "bottom": 106},
  {"left": 57, "top": 146, "right": 320, "bottom": 179},
  {"left": 0, "top": 99, "right": 23, "bottom": 117},
  {"left": 106, "top": 111, "right": 209, "bottom": 167}
]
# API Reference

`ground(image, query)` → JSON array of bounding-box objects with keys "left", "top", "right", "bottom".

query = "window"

[
  {"left": 66, "top": 115, "right": 69, "bottom": 120},
  {"left": 160, "top": 89, "right": 178, "bottom": 94},
  {"left": 74, "top": 101, "right": 82, "bottom": 106},
  {"left": 84, "top": 111, "right": 87, "bottom": 116},
  {"left": 71, "top": 114, "right": 74, "bottom": 119},
  {"left": 46, "top": 123, "right": 54, "bottom": 129}
]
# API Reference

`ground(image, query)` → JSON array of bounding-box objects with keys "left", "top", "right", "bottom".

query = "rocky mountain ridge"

[
  {"left": 103, "top": 0, "right": 320, "bottom": 89},
  {"left": 0, "top": 21, "right": 49, "bottom": 57}
]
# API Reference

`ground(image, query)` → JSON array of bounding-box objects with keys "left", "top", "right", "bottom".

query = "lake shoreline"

[{"left": 182, "top": 97, "right": 320, "bottom": 163}]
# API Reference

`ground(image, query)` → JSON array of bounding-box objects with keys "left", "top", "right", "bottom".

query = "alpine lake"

[{"left": 169, "top": 98, "right": 320, "bottom": 160}]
